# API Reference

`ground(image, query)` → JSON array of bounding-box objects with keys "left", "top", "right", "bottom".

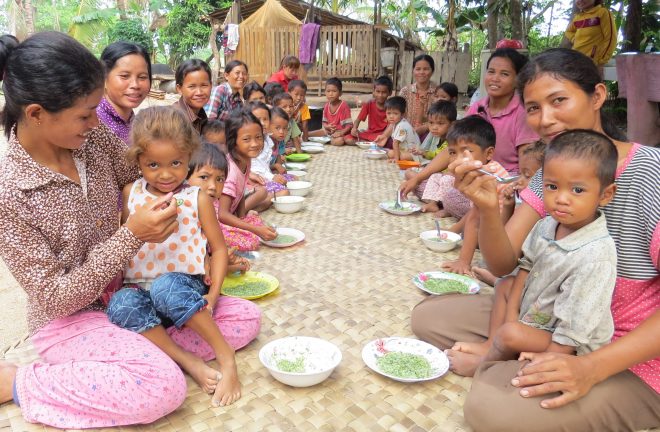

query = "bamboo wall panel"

[{"left": 399, "top": 50, "right": 471, "bottom": 93}]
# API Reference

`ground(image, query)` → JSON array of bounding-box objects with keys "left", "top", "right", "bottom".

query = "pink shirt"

[
  {"left": 467, "top": 94, "right": 539, "bottom": 174},
  {"left": 223, "top": 154, "right": 250, "bottom": 214},
  {"left": 521, "top": 143, "right": 660, "bottom": 391}
]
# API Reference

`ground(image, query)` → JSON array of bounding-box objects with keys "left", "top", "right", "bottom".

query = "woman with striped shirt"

[{"left": 411, "top": 48, "right": 659, "bottom": 431}]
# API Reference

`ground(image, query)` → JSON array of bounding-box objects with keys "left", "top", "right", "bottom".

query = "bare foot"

[
  {"left": 421, "top": 201, "right": 440, "bottom": 213},
  {"left": 446, "top": 349, "right": 483, "bottom": 377},
  {"left": 472, "top": 266, "right": 497, "bottom": 286},
  {"left": 179, "top": 352, "right": 221, "bottom": 394},
  {"left": 452, "top": 340, "right": 491, "bottom": 357},
  {"left": 0, "top": 361, "right": 18, "bottom": 404},
  {"left": 211, "top": 364, "right": 242, "bottom": 407}
]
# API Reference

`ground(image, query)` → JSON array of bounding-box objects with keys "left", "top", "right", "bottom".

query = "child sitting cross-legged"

[
  {"left": 245, "top": 101, "right": 292, "bottom": 205},
  {"left": 187, "top": 142, "right": 251, "bottom": 275},
  {"left": 310, "top": 77, "right": 355, "bottom": 146},
  {"left": 350, "top": 75, "right": 392, "bottom": 147},
  {"left": 447, "top": 130, "right": 618, "bottom": 377},
  {"left": 436, "top": 116, "right": 510, "bottom": 276},
  {"left": 272, "top": 92, "right": 302, "bottom": 154},
  {"left": 384, "top": 96, "right": 421, "bottom": 162},
  {"left": 107, "top": 107, "right": 261, "bottom": 408}
]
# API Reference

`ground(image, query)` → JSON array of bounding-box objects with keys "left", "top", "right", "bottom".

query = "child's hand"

[
  {"left": 255, "top": 225, "right": 277, "bottom": 240},
  {"left": 441, "top": 260, "right": 475, "bottom": 277},
  {"left": 203, "top": 293, "right": 218, "bottom": 315},
  {"left": 212, "top": 362, "right": 241, "bottom": 407},
  {"left": 249, "top": 172, "right": 266, "bottom": 185},
  {"left": 350, "top": 127, "right": 359, "bottom": 138},
  {"left": 331, "top": 131, "right": 343, "bottom": 138},
  {"left": 273, "top": 174, "right": 287, "bottom": 185},
  {"left": 285, "top": 147, "right": 295, "bottom": 155},
  {"left": 410, "top": 147, "right": 423, "bottom": 156},
  {"left": 274, "top": 163, "right": 286, "bottom": 174},
  {"left": 228, "top": 257, "right": 250, "bottom": 274},
  {"left": 203, "top": 255, "right": 212, "bottom": 286}
]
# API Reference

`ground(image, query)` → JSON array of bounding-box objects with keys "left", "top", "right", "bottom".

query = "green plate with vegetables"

[
  {"left": 221, "top": 271, "right": 279, "bottom": 300},
  {"left": 412, "top": 271, "right": 480, "bottom": 296},
  {"left": 285, "top": 153, "right": 312, "bottom": 162}
]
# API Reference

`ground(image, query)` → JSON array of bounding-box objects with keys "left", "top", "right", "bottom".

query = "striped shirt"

[{"left": 520, "top": 143, "right": 660, "bottom": 391}]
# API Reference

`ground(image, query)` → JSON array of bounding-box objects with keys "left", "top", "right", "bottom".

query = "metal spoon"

[
  {"left": 477, "top": 169, "right": 520, "bottom": 184},
  {"left": 434, "top": 219, "right": 443, "bottom": 238},
  {"left": 394, "top": 189, "right": 403, "bottom": 209}
]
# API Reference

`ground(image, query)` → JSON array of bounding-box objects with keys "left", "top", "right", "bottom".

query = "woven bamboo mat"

[{"left": 1, "top": 145, "right": 487, "bottom": 431}]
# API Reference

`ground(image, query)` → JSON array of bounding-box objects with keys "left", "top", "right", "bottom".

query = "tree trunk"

[
  {"left": 442, "top": 0, "right": 458, "bottom": 51},
  {"left": 622, "top": 0, "right": 642, "bottom": 52},
  {"left": 117, "top": 0, "right": 128, "bottom": 20},
  {"left": 16, "top": 0, "right": 36, "bottom": 36},
  {"left": 209, "top": 18, "right": 221, "bottom": 86},
  {"left": 486, "top": 0, "right": 499, "bottom": 49},
  {"left": 510, "top": 0, "right": 523, "bottom": 41}
]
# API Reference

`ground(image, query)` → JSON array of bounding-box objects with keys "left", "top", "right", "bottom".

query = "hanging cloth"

[{"left": 299, "top": 23, "right": 320, "bottom": 64}]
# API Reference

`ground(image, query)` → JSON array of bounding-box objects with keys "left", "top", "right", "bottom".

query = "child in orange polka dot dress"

[{"left": 107, "top": 107, "right": 261, "bottom": 408}]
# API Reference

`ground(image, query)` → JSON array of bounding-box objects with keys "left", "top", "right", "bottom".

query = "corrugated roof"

[{"left": 209, "top": 0, "right": 421, "bottom": 50}]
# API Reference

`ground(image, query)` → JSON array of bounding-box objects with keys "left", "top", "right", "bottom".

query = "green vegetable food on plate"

[
  {"left": 272, "top": 234, "right": 298, "bottom": 244},
  {"left": 276, "top": 357, "right": 305, "bottom": 373},
  {"left": 423, "top": 278, "right": 470, "bottom": 294},
  {"left": 377, "top": 352, "right": 432, "bottom": 379},
  {"left": 223, "top": 281, "right": 271, "bottom": 297}
]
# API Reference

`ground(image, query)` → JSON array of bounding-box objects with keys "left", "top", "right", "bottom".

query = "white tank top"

[{"left": 124, "top": 178, "right": 207, "bottom": 286}]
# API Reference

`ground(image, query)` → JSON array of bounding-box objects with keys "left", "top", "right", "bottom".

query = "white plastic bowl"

[
  {"left": 364, "top": 149, "right": 387, "bottom": 160},
  {"left": 259, "top": 336, "right": 342, "bottom": 387},
  {"left": 420, "top": 230, "right": 461, "bottom": 252},
  {"left": 302, "top": 146, "right": 325, "bottom": 154},
  {"left": 271, "top": 195, "right": 305, "bottom": 213},
  {"left": 286, "top": 170, "right": 307, "bottom": 179},
  {"left": 356, "top": 141, "right": 375, "bottom": 150},
  {"left": 287, "top": 180, "right": 312, "bottom": 197}
]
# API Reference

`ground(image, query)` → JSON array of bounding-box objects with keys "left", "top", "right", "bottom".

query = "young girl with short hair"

[
  {"left": 173, "top": 59, "right": 212, "bottom": 133},
  {"left": 243, "top": 81, "right": 267, "bottom": 104},
  {"left": 107, "top": 106, "right": 261, "bottom": 408},
  {"left": 217, "top": 112, "right": 277, "bottom": 250}
]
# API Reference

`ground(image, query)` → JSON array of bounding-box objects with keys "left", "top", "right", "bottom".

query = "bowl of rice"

[
  {"left": 286, "top": 181, "right": 312, "bottom": 197},
  {"left": 356, "top": 141, "right": 375, "bottom": 150},
  {"left": 259, "top": 336, "right": 342, "bottom": 387},
  {"left": 419, "top": 230, "right": 461, "bottom": 252}
]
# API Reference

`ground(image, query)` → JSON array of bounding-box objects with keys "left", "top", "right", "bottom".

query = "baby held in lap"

[{"left": 447, "top": 130, "right": 618, "bottom": 377}]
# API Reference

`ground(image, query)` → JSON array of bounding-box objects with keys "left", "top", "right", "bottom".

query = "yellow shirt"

[
  {"left": 565, "top": 5, "right": 617, "bottom": 66},
  {"left": 296, "top": 103, "right": 311, "bottom": 122}
]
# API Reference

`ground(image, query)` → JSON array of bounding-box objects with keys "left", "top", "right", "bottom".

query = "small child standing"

[
  {"left": 217, "top": 112, "right": 277, "bottom": 250},
  {"left": 562, "top": 0, "right": 617, "bottom": 68},
  {"left": 448, "top": 130, "right": 618, "bottom": 377},
  {"left": 267, "top": 55, "right": 300, "bottom": 92},
  {"left": 385, "top": 96, "right": 420, "bottom": 161},
  {"left": 272, "top": 92, "right": 302, "bottom": 154},
  {"left": 351, "top": 75, "right": 391, "bottom": 146},
  {"left": 107, "top": 106, "right": 261, "bottom": 407},
  {"left": 173, "top": 59, "right": 212, "bottom": 134},
  {"left": 288, "top": 80, "right": 311, "bottom": 141},
  {"left": 311, "top": 77, "right": 355, "bottom": 146}
]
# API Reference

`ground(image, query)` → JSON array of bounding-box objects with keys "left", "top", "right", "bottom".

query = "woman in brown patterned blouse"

[{"left": 0, "top": 32, "right": 189, "bottom": 428}]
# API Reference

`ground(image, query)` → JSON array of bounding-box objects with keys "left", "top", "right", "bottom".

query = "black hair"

[
  {"left": 175, "top": 58, "right": 211, "bottom": 86},
  {"left": 243, "top": 81, "right": 266, "bottom": 101},
  {"left": 486, "top": 48, "right": 528, "bottom": 74},
  {"left": 202, "top": 119, "right": 225, "bottom": 136},
  {"left": 225, "top": 60, "right": 248, "bottom": 74},
  {"left": 428, "top": 100, "right": 457, "bottom": 122},
  {"left": 100, "top": 41, "right": 152, "bottom": 81},
  {"left": 271, "top": 106, "right": 289, "bottom": 122},
  {"left": 384, "top": 96, "right": 406, "bottom": 114},
  {"left": 225, "top": 111, "right": 262, "bottom": 159},
  {"left": 446, "top": 115, "right": 496, "bottom": 150},
  {"left": 244, "top": 100, "right": 271, "bottom": 119},
  {"left": 263, "top": 81, "right": 284, "bottom": 103},
  {"left": 374, "top": 75, "right": 393, "bottom": 93},
  {"left": 544, "top": 129, "right": 617, "bottom": 188},
  {"left": 272, "top": 92, "right": 293, "bottom": 106},
  {"left": 437, "top": 82, "right": 458, "bottom": 100},
  {"left": 413, "top": 54, "right": 435, "bottom": 73},
  {"left": 517, "top": 48, "right": 626, "bottom": 141},
  {"left": 188, "top": 141, "right": 228, "bottom": 178},
  {"left": 1, "top": 32, "right": 104, "bottom": 139},
  {"left": 280, "top": 55, "right": 300, "bottom": 69},
  {"left": 0, "top": 34, "right": 19, "bottom": 80},
  {"left": 326, "top": 77, "right": 342, "bottom": 92},
  {"left": 522, "top": 140, "right": 546, "bottom": 163},
  {"left": 288, "top": 79, "right": 307, "bottom": 92}
]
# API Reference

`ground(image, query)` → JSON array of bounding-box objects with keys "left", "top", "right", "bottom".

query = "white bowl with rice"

[
  {"left": 259, "top": 336, "right": 342, "bottom": 387},
  {"left": 419, "top": 230, "right": 461, "bottom": 252}
]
